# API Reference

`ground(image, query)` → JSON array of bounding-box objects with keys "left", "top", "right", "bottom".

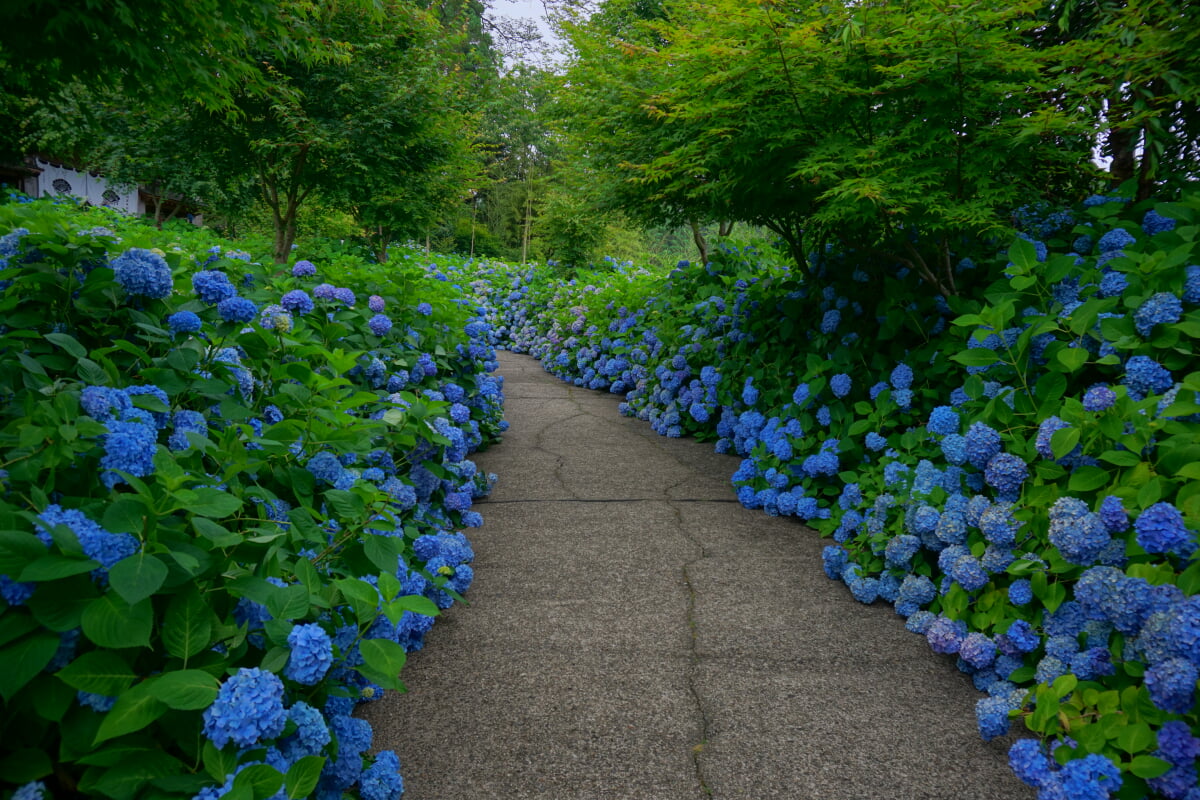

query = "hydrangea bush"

[
  {"left": 465, "top": 191, "right": 1200, "bottom": 800},
  {"left": 0, "top": 198, "right": 506, "bottom": 799}
]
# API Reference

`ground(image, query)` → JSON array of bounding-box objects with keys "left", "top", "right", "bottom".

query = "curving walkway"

[{"left": 361, "top": 351, "right": 1033, "bottom": 799}]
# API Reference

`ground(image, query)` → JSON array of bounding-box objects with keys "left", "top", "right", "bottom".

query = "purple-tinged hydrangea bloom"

[
  {"left": 416, "top": 301, "right": 432, "bottom": 316},
  {"left": 167, "top": 310, "right": 202, "bottom": 335},
  {"left": 964, "top": 422, "right": 1002, "bottom": 470},
  {"left": 369, "top": 314, "right": 393, "bottom": 336},
  {"left": 1143, "top": 209, "right": 1176, "bottom": 235},
  {"left": 1134, "top": 291, "right": 1183, "bottom": 337},
  {"left": 292, "top": 259, "right": 316, "bottom": 277},
  {"left": 927, "top": 615, "right": 968, "bottom": 654},
  {"left": 1098, "top": 495, "right": 1129, "bottom": 533},
  {"left": 1135, "top": 502, "right": 1196, "bottom": 557},
  {"left": 216, "top": 296, "right": 257, "bottom": 324},
  {"left": 332, "top": 287, "right": 356, "bottom": 306},
  {"left": 999, "top": 619, "right": 1040, "bottom": 654},
  {"left": 884, "top": 534, "right": 921, "bottom": 568},
  {"left": 285, "top": 623, "right": 333, "bottom": 685},
  {"left": 259, "top": 303, "right": 292, "bottom": 332},
  {"left": 984, "top": 453, "right": 1027, "bottom": 500},
  {"left": 112, "top": 248, "right": 173, "bottom": 299},
  {"left": 201, "top": 667, "right": 287, "bottom": 748},
  {"left": 951, "top": 555, "right": 989, "bottom": 592},
  {"left": 192, "top": 270, "right": 237, "bottom": 304},
  {"left": 1154, "top": 720, "right": 1200, "bottom": 767},
  {"left": 1123, "top": 355, "right": 1173, "bottom": 400},
  {"left": 1009, "top": 579, "right": 1033, "bottom": 605},
  {"left": 281, "top": 289, "right": 314, "bottom": 315},
  {"left": 1098, "top": 227, "right": 1136, "bottom": 252},
  {"left": 1145, "top": 657, "right": 1198, "bottom": 714},
  {"left": 979, "top": 502, "right": 1019, "bottom": 547},
  {"left": 1035, "top": 416, "right": 1072, "bottom": 460},
  {"left": 1082, "top": 385, "right": 1116, "bottom": 412},
  {"left": 313, "top": 282, "right": 336, "bottom": 299},
  {"left": 960, "top": 632, "right": 996, "bottom": 669},
  {"left": 369, "top": 294, "right": 386, "bottom": 312},
  {"left": 1008, "top": 739, "right": 1053, "bottom": 788},
  {"left": 1048, "top": 497, "right": 1110, "bottom": 566}
]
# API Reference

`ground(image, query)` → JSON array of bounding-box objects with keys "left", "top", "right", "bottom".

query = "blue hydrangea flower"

[
  {"left": 926, "top": 616, "right": 968, "bottom": 654},
  {"left": 281, "top": 289, "right": 314, "bottom": 315},
  {"left": 1008, "top": 739, "right": 1053, "bottom": 788},
  {"left": 259, "top": 303, "right": 293, "bottom": 332},
  {"left": 202, "top": 667, "right": 287, "bottom": 749},
  {"left": 1035, "top": 416, "right": 1071, "bottom": 461},
  {"left": 979, "top": 502, "right": 1019, "bottom": 547},
  {"left": 1135, "top": 502, "right": 1196, "bottom": 557},
  {"left": 830, "top": 373, "right": 852, "bottom": 398},
  {"left": 100, "top": 418, "right": 157, "bottom": 488},
  {"left": 975, "top": 695, "right": 1011, "bottom": 741},
  {"left": 1134, "top": 292, "right": 1183, "bottom": 337},
  {"left": 1082, "top": 385, "right": 1116, "bottom": 412},
  {"left": 416, "top": 301, "right": 432, "bottom": 315},
  {"left": 964, "top": 422, "right": 1002, "bottom": 469},
  {"left": 1048, "top": 497, "right": 1110, "bottom": 565},
  {"left": 333, "top": 287, "right": 356, "bottom": 306},
  {"left": 865, "top": 431, "right": 887, "bottom": 451},
  {"left": 984, "top": 453, "right": 1027, "bottom": 500},
  {"left": 285, "top": 623, "right": 334, "bottom": 685},
  {"left": 191, "top": 270, "right": 237, "bottom": 304},
  {"left": 216, "top": 296, "right": 257, "bottom": 323},
  {"left": 891, "top": 363, "right": 913, "bottom": 390},
  {"left": 926, "top": 406, "right": 958, "bottom": 436},
  {"left": 1097, "top": 269, "right": 1129, "bottom": 298},
  {"left": 1097, "top": 495, "right": 1128, "bottom": 534},
  {"left": 1098, "top": 227, "right": 1136, "bottom": 252},
  {"left": 1123, "top": 355, "right": 1173, "bottom": 400},
  {"left": 168, "top": 410, "right": 207, "bottom": 451},
  {"left": 1143, "top": 209, "right": 1176, "bottom": 235},
  {"left": 314, "top": 282, "right": 336, "bottom": 299},
  {"left": 951, "top": 555, "right": 989, "bottom": 591},
  {"left": 1009, "top": 579, "right": 1033, "bottom": 605},
  {"left": 11, "top": 782, "right": 48, "bottom": 800},
  {"left": 167, "top": 310, "right": 202, "bottom": 335},
  {"left": 1145, "top": 657, "right": 1198, "bottom": 714},
  {"left": 292, "top": 260, "right": 316, "bottom": 277},
  {"left": 999, "top": 619, "right": 1040, "bottom": 654},
  {"left": 820, "top": 309, "right": 840, "bottom": 334},
  {"left": 369, "top": 314, "right": 393, "bottom": 336},
  {"left": 368, "top": 294, "right": 386, "bottom": 312},
  {"left": 111, "top": 248, "right": 173, "bottom": 299},
  {"left": 359, "top": 750, "right": 404, "bottom": 800},
  {"left": 1185, "top": 265, "right": 1200, "bottom": 305},
  {"left": 307, "top": 452, "right": 344, "bottom": 485}
]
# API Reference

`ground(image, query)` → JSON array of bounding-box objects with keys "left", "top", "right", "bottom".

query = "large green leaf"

[
  {"left": 285, "top": 757, "right": 325, "bottom": 800},
  {"left": 56, "top": 650, "right": 137, "bottom": 695},
  {"left": 82, "top": 593, "right": 154, "bottom": 649},
  {"left": 93, "top": 682, "right": 168, "bottom": 744},
  {"left": 163, "top": 587, "right": 214, "bottom": 660},
  {"left": 0, "top": 632, "right": 60, "bottom": 701},
  {"left": 147, "top": 669, "right": 220, "bottom": 710},
  {"left": 108, "top": 553, "right": 168, "bottom": 606}
]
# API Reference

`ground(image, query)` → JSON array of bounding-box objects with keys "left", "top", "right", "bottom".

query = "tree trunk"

[
  {"left": 689, "top": 219, "right": 708, "bottom": 265},
  {"left": 374, "top": 226, "right": 390, "bottom": 263},
  {"left": 719, "top": 220, "right": 734, "bottom": 237}
]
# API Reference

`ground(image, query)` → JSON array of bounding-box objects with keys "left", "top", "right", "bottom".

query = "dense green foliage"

[{"left": 0, "top": 196, "right": 504, "bottom": 799}]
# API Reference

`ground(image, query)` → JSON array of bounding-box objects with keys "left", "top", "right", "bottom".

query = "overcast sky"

[{"left": 489, "top": 0, "right": 566, "bottom": 64}]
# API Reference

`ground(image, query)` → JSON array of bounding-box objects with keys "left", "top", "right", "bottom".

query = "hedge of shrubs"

[
  {"left": 0, "top": 197, "right": 505, "bottom": 800},
  {"left": 462, "top": 192, "right": 1200, "bottom": 800}
]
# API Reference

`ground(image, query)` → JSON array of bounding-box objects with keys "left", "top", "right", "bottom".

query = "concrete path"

[{"left": 361, "top": 351, "right": 1033, "bottom": 800}]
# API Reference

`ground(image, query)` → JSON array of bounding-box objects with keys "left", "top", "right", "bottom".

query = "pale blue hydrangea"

[
  {"left": 285, "top": 623, "right": 334, "bottom": 685},
  {"left": 192, "top": 270, "right": 237, "bottom": 304},
  {"left": 1135, "top": 502, "right": 1195, "bottom": 557},
  {"left": 292, "top": 260, "right": 316, "bottom": 277},
  {"left": 830, "top": 373, "right": 852, "bottom": 398},
  {"left": 168, "top": 310, "right": 202, "bottom": 334},
  {"left": 369, "top": 314, "right": 393, "bottom": 336},
  {"left": 217, "top": 296, "right": 257, "bottom": 323},
  {"left": 281, "top": 289, "right": 314, "bottom": 315},
  {"left": 112, "top": 248, "right": 173, "bottom": 299},
  {"left": 1134, "top": 292, "right": 1183, "bottom": 337},
  {"left": 1082, "top": 385, "right": 1116, "bottom": 412}
]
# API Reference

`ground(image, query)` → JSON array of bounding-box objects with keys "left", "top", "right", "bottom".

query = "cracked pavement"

[{"left": 360, "top": 352, "right": 1034, "bottom": 800}]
